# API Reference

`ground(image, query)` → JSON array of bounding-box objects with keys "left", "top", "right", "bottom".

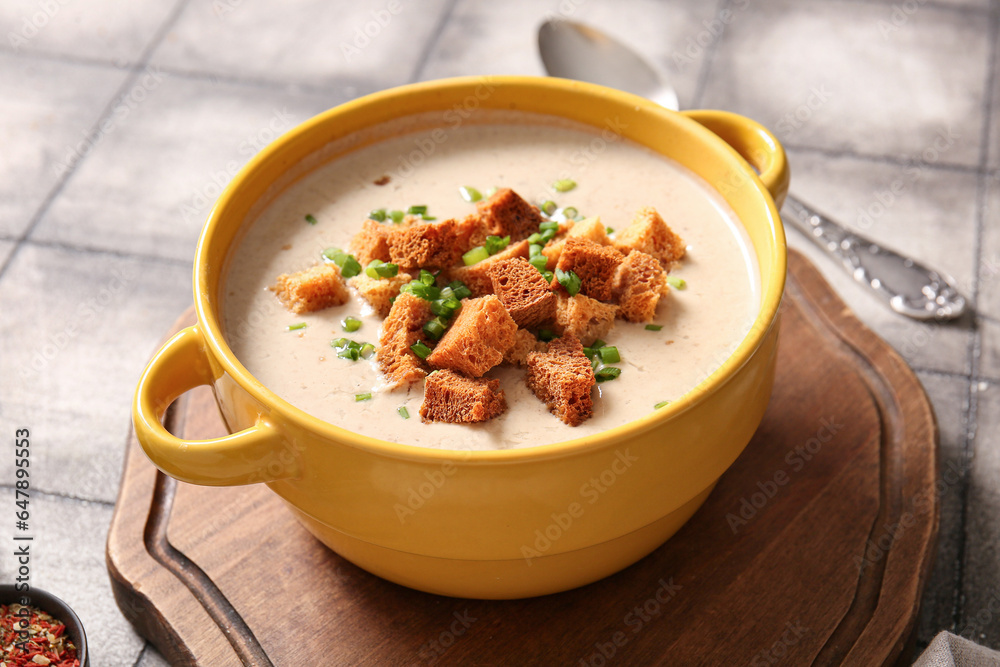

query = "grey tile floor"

[{"left": 0, "top": 0, "right": 996, "bottom": 663}]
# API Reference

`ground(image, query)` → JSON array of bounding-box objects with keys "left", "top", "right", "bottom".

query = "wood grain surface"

[{"left": 106, "top": 249, "right": 939, "bottom": 666}]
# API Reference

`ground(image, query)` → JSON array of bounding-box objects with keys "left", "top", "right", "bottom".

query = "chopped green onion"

[
  {"left": 366, "top": 259, "right": 399, "bottom": 279},
  {"left": 645, "top": 324, "right": 663, "bottom": 331},
  {"left": 398, "top": 406, "right": 410, "bottom": 419},
  {"left": 485, "top": 235, "right": 510, "bottom": 255},
  {"left": 562, "top": 206, "right": 579, "bottom": 220},
  {"left": 355, "top": 392, "right": 372, "bottom": 401},
  {"left": 369, "top": 208, "right": 387, "bottom": 222},
  {"left": 529, "top": 243, "right": 543, "bottom": 257},
  {"left": 463, "top": 246, "right": 490, "bottom": 266},
  {"left": 431, "top": 297, "right": 461, "bottom": 318},
  {"left": 527, "top": 232, "right": 542, "bottom": 245},
  {"left": 606, "top": 226, "right": 615, "bottom": 234},
  {"left": 539, "top": 220, "right": 560, "bottom": 233},
  {"left": 556, "top": 268, "right": 582, "bottom": 296},
  {"left": 459, "top": 186, "right": 482, "bottom": 203},
  {"left": 422, "top": 214, "right": 437, "bottom": 221},
  {"left": 407, "top": 205, "right": 428, "bottom": 215},
  {"left": 389, "top": 209, "right": 405, "bottom": 223},
  {"left": 595, "top": 367, "right": 621, "bottom": 382},
  {"left": 401, "top": 281, "right": 441, "bottom": 300},
  {"left": 342, "top": 316, "right": 362, "bottom": 333},
  {"left": 410, "top": 340, "right": 432, "bottom": 359},
  {"left": 448, "top": 280, "right": 472, "bottom": 300},
  {"left": 591, "top": 356, "right": 600, "bottom": 370},
  {"left": 528, "top": 254, "right": 549, "bottom": 274},
  {"left": 599, "top": 346, "right": 621, "bottom": 364},
  {"left": 582, "top": 347, "right": 596, "bottom": 359},
  {"left": 286, "top": 322, "right": 307, "bottom": 331},
  {"left": 553, "top": 178, "right": 577, "bottom": 192},
  {"left": 591, "top": 339, "right": 606, "bottom": 349},
  {"left": 423, "top": 317, "right": 447, "bottom": 340},
  {"left": 484, "top": 186, "right": 498, "bottom": 197},
  {"left": 419, "top": 269, "right": 436, "bottom": 286},
  {"left": 439, "top": 286, "right": 455, "bottom": 300},
  {"left": 541, "top": 270, "right": 554, "bottom": 283},
  {"left": 538, "top": 328, "right": 557, "bottom": 342},
  {"left": 331, "top": 337, "right": 348, "bottom": 348},
  {"left": 654, "top": 400, "right": 671, "bottom": 409},
  {"left": 540, "top": 200, "right": 557, "bottom": 216},
  {"left": 304, "top": 214, "right": 318, "bottom": 225},
  {"left": 360, "top": 343, "right": 376, "bottom": 359},
  {"left": 666, "top": 276, "right": 687, "bottom": 290},
  {"left": 322, "top": 247, "right": 362, "bottom": 278},
  {"left": 338, "top": 345, "right": 360, "bottom": 360}
]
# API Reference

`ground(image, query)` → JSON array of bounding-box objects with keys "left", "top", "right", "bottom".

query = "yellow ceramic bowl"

[{"left": 133, "top": 76, "right": 788, "bottom": 599}]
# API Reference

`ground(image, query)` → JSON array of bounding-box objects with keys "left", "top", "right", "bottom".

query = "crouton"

[
  {"left": 613, "top": 207, "right": 686, "bottom": 266},
  {"left": 504, "top": 328, "right": 548, "bottom": 366},
  {"left": 612, "top": 250, "right": 669, "bottom": 322},
  {"left": 476, "top": 188, "right": 544, "bottom": 241},
  {"left": 554, "top": 293, "right": 618, "bottom": 346},
  {"left": 271, "top": 264, "right": 350, "bottom": 314},
  {"left": 349, "top": 271, "right": 412, "bottom": 318},
  {"left": 377, "top": 293, "right": 434, "bottom": 388},
  {"left": 525, "top": 333, "right": 595, "bottom": 426},
  {"left": 387, "top": 218, "right": 476, "bottom": 270},
  {"left": 458, "top": 213, "right": 490, "bottom": 249},
  {"left": 445, "top": 239, "right": 530, "bottom": 297},
  {"left": 350, "top": 218, "right": 408, "bottom": 267},
  {"left": 540, "top": 217, "right": 611, "bottom": 270},
  {"left": 553, "top": 237, "right": 624, "bottom": 302},
  {"left": 420, "top": 369, "right": 507, "bottom": 423},
  {"left": 426, "top": 295, "right": 517, "bottom": 377},
  {"left": 487, "top": 257, "right": 557, "bottom": 328}
]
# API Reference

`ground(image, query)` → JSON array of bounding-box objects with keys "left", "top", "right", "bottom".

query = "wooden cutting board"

[{"left": 106, "top": 249, "right": 938, "bottom": 666}]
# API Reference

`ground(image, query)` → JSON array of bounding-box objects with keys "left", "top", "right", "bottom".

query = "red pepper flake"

[{"left": 0, "top": 604, "right": 79, "bottom": 667}]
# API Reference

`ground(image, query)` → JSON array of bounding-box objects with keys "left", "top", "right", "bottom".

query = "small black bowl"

[{"left": 0, "top": 584, "right": 89, "bottom": 666}]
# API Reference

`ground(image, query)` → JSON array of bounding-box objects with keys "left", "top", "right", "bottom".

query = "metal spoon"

[{"left": 538, "top": 19, "right": 966, "bottom": 321}]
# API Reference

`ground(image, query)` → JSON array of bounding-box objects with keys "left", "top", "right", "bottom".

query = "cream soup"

[{"left": 223, "top": 112, "right": 759, "bottom": 450}]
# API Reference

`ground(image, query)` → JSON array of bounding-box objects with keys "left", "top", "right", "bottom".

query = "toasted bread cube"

[
  {"left": 614, "top": 207, "right": 686, "bottom": 266},
  {"left": 446, "top": 239, "right": 530, "bottom": 297},
  {"left": 350, "top": 218, "right": 407, "bottom": 267},
  {"left": 504, "top": 328, "right": 549, "bottom": 366},
  {"left": 555, "top": 293, "right": 618, "bottom": 346},
  {"left": 377, "top": 293, "right": 434, "bottom": 388},
  {"left": 458, "top": 213, "right": 490, "bottom": 249},
  {"left": 476, "top": 188, "right": 544, "bottom": 241},
  {"left": 487, "top": 257, "right": 557, "bottom": 328},
  {"left": 420, "top": 369, "right": 508, "bottom": 423},
  {"left": 526, "top": 333, "right": 595, "bottom": 426},
  {"left": 613, "top": 250, "right": 669, "bottom": 322},
  {"left": 426, "top": 295, "right": 517, "bottom": 377},
  {"left": 540, "top": 217, "right": 610, "bottom": 270},
  {"left": 349, "top": 271, "right": 412, "bottom": 318},
  {"left": 271, "top": 264, "right": 349, "bottom": 314},
  {"left": 387, "top": 218, "right": 476, "bottom": 270},
  {"left": 553, "top": 237, "right": 624, "bottom": 302}
]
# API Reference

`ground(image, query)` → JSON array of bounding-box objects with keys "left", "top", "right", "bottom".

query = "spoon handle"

[{"left": 781, "top": 195, "right": 966, "bottom": 320}]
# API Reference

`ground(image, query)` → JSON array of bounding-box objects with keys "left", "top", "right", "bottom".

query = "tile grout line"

[
  {"left": 0, "top": 0, "right": 191, "bottom": 285},
  {"left": 0, "top": 483, "right": 115, "bottom": 508},
  {"left": 22, "top": 237, "right": 193, "bottom": 267},
  {"left": 783, "top": 142, "right": 987, "bottom": 176},
  {"left": 407, "top": 0, "right": 461, "bottom": 83},
  {"left": 953, "top": 0, "right": 999, "bottom": 634},
  {"left": 689, "top": 0, "right": 731, "bottom": 109}
]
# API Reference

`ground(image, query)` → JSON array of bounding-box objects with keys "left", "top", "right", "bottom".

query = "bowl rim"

[
  {"left": 194, "top": 75, "right": 786, "bottom": 463},
  {"left": 0, "top": 584, "right": 89, "bottom": 665}
]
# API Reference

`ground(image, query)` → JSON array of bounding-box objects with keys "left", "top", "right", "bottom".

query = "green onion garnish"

[
  {"left": 369, "top": 209, "right": 387, "bottom": 222},
  {"left": 410, "top": 340, "right": 432, "bottom": 359},
  {"left": 389, "top": 209, "right": 405, "bottom": 223},
  {"left": 591, "top": 339, "right": 606, "bottom": 349},
  {"left": 398, "top": 406, "right": 410, "bottom": 419},
  {"left": 286, "top": 322, "right": 307, "bottom": 331},
  {"left": 360, "top": 343, "right": 376, "bottom": 359},
  {"left": 539, "top": 220, "right": 560, "bottom": 233},
  {"left": 305, "top": 214, "right": 318, "bottom": 225},
  {"left": 654, "top": 400, "right": 670, "bottom": 409},
  {"left": 542, "top": 270, "right": 554, "bottom": 283},
  {"left": 342, "top": 316, "right": 362, "bottom": 333},
  {"left": 331, "top": 337, "right": 348, "bottom": 348},
  {"left": 645, "top": 324, "right": 663, "bottom": 331},
  {"left": 463, "top": 246, "right": 490, "bottom": 266},
  {"left": 322, "top": 247, "right": 362, "bottom": 278},
  {"left": 528, "top": 254, "right": 549, "bottom": 274},
  {"left": 430, "top": 297, "right": 461, "bottom": 318},
  {"left": 599, "top": 346, "right": 620, "bottom": 364},
  {"left": 562, "top": 206, "right": 579, "bottom": 220},
  {"left": 667, "top": 276, "right": 687, "bottom": 290},
  {"left": 401, "top": 281, "right": 441, "bottom": 301},
  {"left": 538, "top": 329, "right": 557, "bottom": 342},
  {"left": 582, "top": 347, "right": 596, "bottom": 359},
  {"left": 407, "top": 205, "right": 428, "bottom": 215},
  {"left": 606, "top": 226, "right": 615, "bottom": 234},
  {"left": 553, "top": 179, "right": 577, "bottom": 192},
  {"left": 448, "top": 280, "right": 472, "bottom": 300},
  {"left": 529, "top": 243, "right": 543, "bottom": 257},
  {"left": 459, "top": 186, "right": 482, "bottom": 203},
  {"left": 485, "top": 235, "right": 510, "bottom": 256},
  {"left": 355, "top": 392, "right": 372, "bottom": 401},
  {"left": 540, "top": 200, "right": 557, "bottom": 216},
  {"left": 366, "top": 259, "right": 399, "bottom": 279},
  {"left": 338, "top": 345, "right": 360, "bottom": 360},
  {"left": 423, "top": 317, "right": 447, "bottom": 340},
  {"left": 595, "top": 367, "right": 621, "bottom": 382},
  {"left": 556, "top": 268, "right": 582, "bottom": 296},
  {"left": 419, "top": 269, "right": 436, "bottom": 286},
  {"left": 422, "top": 214, "right": 437, "bottom": 221}
]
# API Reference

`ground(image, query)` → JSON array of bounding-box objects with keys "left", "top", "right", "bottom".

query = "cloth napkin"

[{"left": 914, "top": 632, "right": 1000, "bottom": 666}]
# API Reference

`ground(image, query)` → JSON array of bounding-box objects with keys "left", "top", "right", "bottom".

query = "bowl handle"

[
  {"left": 681, "top": 110, "right": 790, "bottom": 208},
  {"left": 132, "top": 325, "right": 297, "bottom": 486}
]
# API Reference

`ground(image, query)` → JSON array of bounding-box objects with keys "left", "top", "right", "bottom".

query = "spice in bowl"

[{"left": 0, "top": 603, "right": 79, "bottom": 667}]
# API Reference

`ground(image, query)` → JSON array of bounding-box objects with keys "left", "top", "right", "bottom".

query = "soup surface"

[{"left": 223, "top": 111, "right": 759, "bottom": 450}]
